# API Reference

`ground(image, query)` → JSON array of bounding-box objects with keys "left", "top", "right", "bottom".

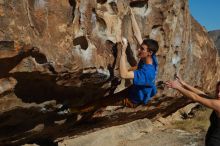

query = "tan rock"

[{"left": 0, "top": 0, "right": 219, "bottom": 145}]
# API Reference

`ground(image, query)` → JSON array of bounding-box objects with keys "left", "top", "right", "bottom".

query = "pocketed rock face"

[
  {"left": 0, "top": 0, "right": 219, "bottom": 145},
  {"left": 209, "top": 29, "right": 220, "bottom": 55},
  {"left": 208, "top": 30, "right": 220, "bottom": 87},
  {"left": 184, "top": 17, "right": 219, "bottom": 91}
]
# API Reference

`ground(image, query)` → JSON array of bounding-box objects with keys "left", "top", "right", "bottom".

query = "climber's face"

[{"left": 137, "top": 44, "right": 152, "bottom": 59}]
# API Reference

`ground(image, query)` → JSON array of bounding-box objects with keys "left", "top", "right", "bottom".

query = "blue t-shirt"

[{"left": 129, "top": 58, "right": 157, "bottom": 105}]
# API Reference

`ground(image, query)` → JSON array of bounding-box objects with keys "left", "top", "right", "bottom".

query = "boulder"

[{"left": 0, "top": 0, "right": 219, "bottom": 145}]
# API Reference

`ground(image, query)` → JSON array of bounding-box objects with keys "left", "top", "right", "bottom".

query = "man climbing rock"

[
  {"left": 114, "top": 8, "right": 159, "bottom": 107},
  {"left": 118, "top": 37, "right": 159, "bottom": 107},
  {"left": 57, "top": 37, "right": 159, "bottom": 115}
]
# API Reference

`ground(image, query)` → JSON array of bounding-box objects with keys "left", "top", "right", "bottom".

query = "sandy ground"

[
  {"left": 58, "top": 105, "right": 211, "bottom": 146},
  {"left": 58, "top": 118, "right": 206, "bottom": 146},
  {"left": 118, "top": 128, "right": 205, "bottom": 146}
]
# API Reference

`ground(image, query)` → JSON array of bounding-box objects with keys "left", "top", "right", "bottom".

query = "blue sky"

[{"left": 189, "top": 0, "right": 220, "bottom": 31}]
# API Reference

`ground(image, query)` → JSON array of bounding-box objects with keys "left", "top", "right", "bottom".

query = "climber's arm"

[
  {"left": 119, "top": 38, "right": 134, "bottom": 79},
  {"left": 120, "top": 50, "right": 134, "bottom": 79}
]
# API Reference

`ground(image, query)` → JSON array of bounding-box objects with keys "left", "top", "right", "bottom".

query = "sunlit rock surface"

[
  {"left": 0, "top": 0, "right": 219, "bottom": 145},
  {"left": 209, "top": 29, "right": 220, "bottom": 55}
]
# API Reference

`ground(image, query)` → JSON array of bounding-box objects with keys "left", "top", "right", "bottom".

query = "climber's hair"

[{"left": 142, "top": 39, "right": 159, "bottom": 55}]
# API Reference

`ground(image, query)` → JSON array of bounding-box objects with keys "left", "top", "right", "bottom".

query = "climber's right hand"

[{"left": 121, "top": 37, "right": 128, "bottom": 53}]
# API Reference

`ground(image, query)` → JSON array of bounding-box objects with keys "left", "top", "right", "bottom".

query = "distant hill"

[{"left": 208, "top": 30, "right": 220, "bottom": 55}]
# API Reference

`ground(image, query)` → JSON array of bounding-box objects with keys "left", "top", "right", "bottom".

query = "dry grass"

[{"left": 171, "top": 107, "right": 212, "bottom": 132}]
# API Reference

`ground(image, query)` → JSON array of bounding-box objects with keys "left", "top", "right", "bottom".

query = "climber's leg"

[{"left": 70, "top": 86, "right": 135, "bottom": 113}]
